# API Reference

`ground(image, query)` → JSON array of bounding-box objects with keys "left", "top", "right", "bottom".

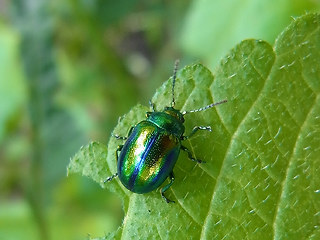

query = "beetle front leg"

[
  {"left": 112, "top": 126, "right": 134, "bottom": 140},
  {"left": 112, "top": 134, "right": 127, "bottom": 140},
  {"left": 103, "top": 144, "right": 123, "bottom": 183},
  {"left": 181, "top": 145, "right": 205, "bottom": 163},
  {"left": 149, "top": 100, "right": 156, "bottom": 112},
  {"left": 181, "top": 126, "right": 212, "bottom": 140},
  {"left": 146, "top": 101, "right": 156, "bottom": 117},
  {"left": 160, "top": 172, "right": 175, "bottom": 203}
]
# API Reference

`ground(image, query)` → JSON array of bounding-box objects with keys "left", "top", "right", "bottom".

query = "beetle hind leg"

[{"left": 160, "top": 172, "right": 175, "bottom": 203}]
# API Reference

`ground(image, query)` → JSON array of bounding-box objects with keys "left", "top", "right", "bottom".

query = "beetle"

[{"left": 105, "top": 61, "right": 227, "bottom": 203}]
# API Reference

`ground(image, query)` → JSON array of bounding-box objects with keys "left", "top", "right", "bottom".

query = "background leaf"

[
  {"left": 69, "top": 14, "right": 320, "bottom": 239},
  {"left": 0, "top": 26, "right": 26, "bottom": 141},
  {"left": 180, "top": 0, "right": 320, "bottom": 67}
]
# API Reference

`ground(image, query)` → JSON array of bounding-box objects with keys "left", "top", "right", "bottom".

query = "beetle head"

[{"left": 163, "top": 107, "right": 185, "bottom": 123}]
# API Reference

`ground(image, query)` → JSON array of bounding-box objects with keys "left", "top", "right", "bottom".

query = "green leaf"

[{"left": 68, "top": 13, "right": 320, "bottom": 239}]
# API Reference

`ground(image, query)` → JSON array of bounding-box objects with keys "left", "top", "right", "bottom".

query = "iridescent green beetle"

[{"left": 105, "top": 61, "right": 227, "bottom": 203}]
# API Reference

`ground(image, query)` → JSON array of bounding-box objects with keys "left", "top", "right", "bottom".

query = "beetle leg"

[
  {"left": 103, "top": 145, "right": 123, "bottom": 183},
  {"left": 181, "top": 126, "right": 212, "bottom": 140},
  {"left": 149, "top": 100, "right": 156, "bottom": 112},
  {"left": 112, "top": 134, "right": 127, "bottom": 140},
  {"left": 127, "top": 126, "right": 134, "bottom": 137},
  {"left": 116, "top": 145, "right": 123, "bottom": 163},
  {"left": 104, "top": 173, "right": 118, "bottom": 183},
  {"left": 112, "top": 126, "right": 134, "bottom": 140},
  {"left": 181, "top": 145, "right": 205, "bottom": 163},
  {"left": 161, "top": 172, "right": 175, "bottom": 203}
]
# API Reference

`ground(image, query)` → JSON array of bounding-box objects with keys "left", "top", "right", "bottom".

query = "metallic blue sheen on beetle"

[{"left": 105, "top": 61, "right": 227, "bottom": 203}]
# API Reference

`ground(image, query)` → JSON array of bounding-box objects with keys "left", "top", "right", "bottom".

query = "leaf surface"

[{"left": 68, "top": 14, "right": 320, "bottom": 239}]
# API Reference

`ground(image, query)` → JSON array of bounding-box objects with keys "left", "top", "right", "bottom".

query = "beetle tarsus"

[
  {"left": 112, "top": 134, "right": 127, "bottom": 140},
  {"left": 160, "top": 172, "right": 175, "bottom": 203},
  {"left": 161, "top": 193, "right": 175, "bottom": 204},
  {"left": 104, "top": 173, "right": 118, "bottom": 183}
]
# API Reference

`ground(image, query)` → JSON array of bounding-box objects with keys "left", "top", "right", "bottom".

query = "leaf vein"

[
  {"left": 170, "top": 189, "right": 202, "bottom": 226},
  {"left": 200, "top": 49, "right": 272, "bottom": 239},
  {"left": 272, "top": 95, "right": 317, "bottom": 238}
]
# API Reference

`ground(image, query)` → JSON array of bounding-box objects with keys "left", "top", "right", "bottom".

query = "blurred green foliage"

[
  {"left": 0, "top": 0, "right": 319, "bottom": 240},
  {"left": 180, "top": 0, "right": 320, "bottom": 67}
]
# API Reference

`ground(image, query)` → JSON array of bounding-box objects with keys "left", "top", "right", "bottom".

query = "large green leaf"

[{"left": 68, "top": 14, "right": 320, "bottom": 239}]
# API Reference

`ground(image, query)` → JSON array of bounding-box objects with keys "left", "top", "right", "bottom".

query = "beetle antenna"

[
  {"left": 182, "top": 99, "right": 227, "bottom": 115},
  {"left": 171, "top": 59, "right": 180, "bottom": 107}
]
